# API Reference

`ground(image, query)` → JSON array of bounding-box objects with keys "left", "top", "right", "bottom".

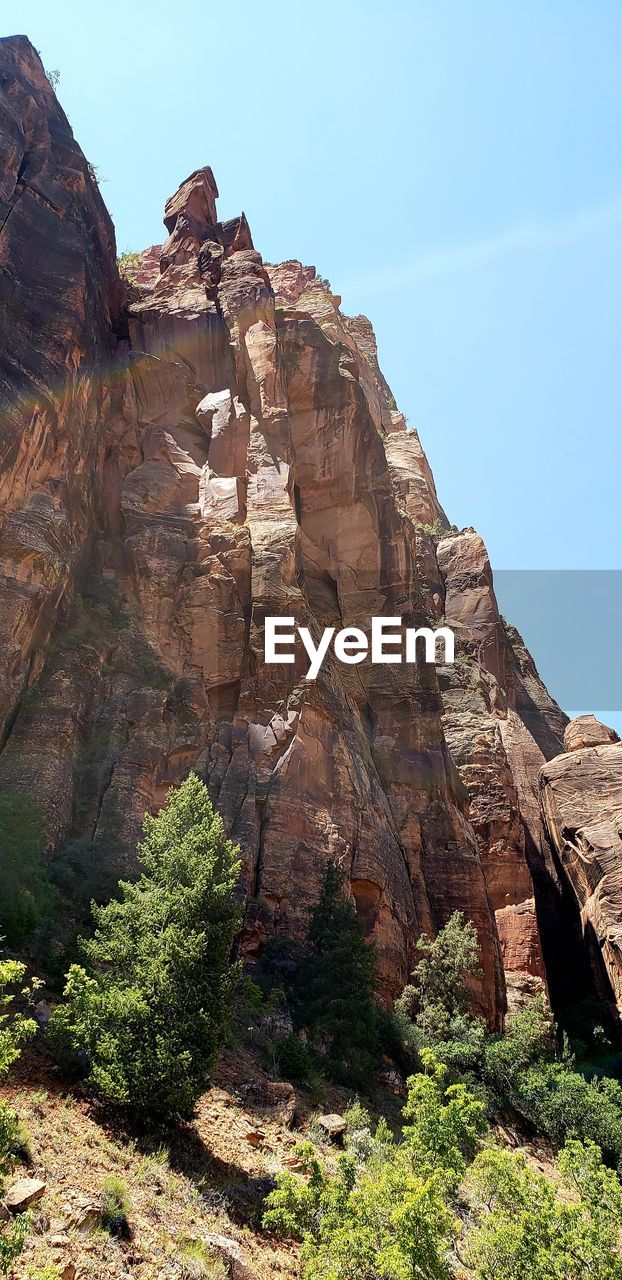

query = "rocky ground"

[
  {"left": 1, "top": 1035, "right": 565, "bottom": 1280},
  {"left": 1, "top": 1040, "right": 320, "bottom": 1279}
]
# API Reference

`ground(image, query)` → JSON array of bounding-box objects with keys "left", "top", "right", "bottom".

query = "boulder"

[
  {"left": 563, "top": 715, "right": 619, "bottom": 753},
  {"left": 201, "top": 1232, "right": 258, "bottom": 1280},
  {"left": 62, "top": 1193, "right": 101, "bottom": 1231},
  {"left": 317, "top": 1114, "right": 347, "bottom": 1140},
  {"left": 5, "top": 1177, "right": 46, "bottom": 1212}
]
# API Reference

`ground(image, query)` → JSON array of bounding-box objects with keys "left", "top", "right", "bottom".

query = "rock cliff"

[
  {"left": 541, "top": 718, "right": 622, "bottom": 1016},
  {"left": 1, "top": 35, "right": 620, "bottom": 1028}
]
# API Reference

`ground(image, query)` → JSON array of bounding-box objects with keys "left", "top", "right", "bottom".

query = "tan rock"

[
  {"left": 317, "top": 1114, "right": 347, "bottom": 1140},
  {"left": 201, "top": 1232, "right": 257, "bottom": 1280},
  {"left": 62, "top": 1193, "right": 101, "bottom": 1232},
  {"left": 563, "top": 715, "right": 619, "bottom": 753},
  {"left": 5, "top": 1177, "right": 46, "bottom": 1212}
]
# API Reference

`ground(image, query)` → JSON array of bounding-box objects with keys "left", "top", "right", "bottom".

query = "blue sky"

[{"left": 4, "top": 1, "right": 621, "bottom": 730}]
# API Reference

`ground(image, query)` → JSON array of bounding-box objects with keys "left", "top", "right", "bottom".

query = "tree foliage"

[
  {"left": 463, "top": 1139, "right": 622, "bottom": 1280},
  {"left": 264, "top": 1052, "right": 486, "bottom": 1279},
  {"left": 0, "top": 791, "right": 50, "bottom": 948},
  {"left": 265, "top": 1046, "right": 622, "bottom": 1280},
  {"left": 51, "top": 773, "right": 241, "bottom": 1118},
  {"left": 395, "top": 911, "right": 486, "bottom": 1074},
  {"left": 483, "top": 1000, "right": 622, "bottom": 1165},
  {"left": 294, "top": 861, "right": 379, "bottom": 1084},
  {"left": 0, "top": 959, "right": 39, "bottom": 1274}
]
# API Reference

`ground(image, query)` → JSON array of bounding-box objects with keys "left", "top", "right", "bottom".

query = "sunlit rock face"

[{"left": 10, "top": 33, "right": 619, "bottom": 1028}]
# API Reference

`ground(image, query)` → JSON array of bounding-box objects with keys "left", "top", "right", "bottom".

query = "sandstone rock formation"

[
  {"left": 563, "top": 715, "right": 620, "bottom": 754},
  {"left": 1, "top": 35, "right": 621, "bottom": 1029},
  {"left": 541, "top": 720, "right": 622, "bottom": 1016}
]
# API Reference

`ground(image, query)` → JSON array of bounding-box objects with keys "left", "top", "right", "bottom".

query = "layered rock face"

[
  {"left": 0, "top": 36, "right": 123, "bottom": 750},
  {"left": 2, "top": 35, "right": 621, "bottom": 1026}
]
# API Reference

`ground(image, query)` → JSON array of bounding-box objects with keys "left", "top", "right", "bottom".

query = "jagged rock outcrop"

[
  {"left": 563, "top": 715, "right": 620, "bottom": 754},
  {"left": 541, "top": 718, "right": 622, "bottom": 1018},
  {"left": 432, "top": 529, "right": 568, "bottom": 1011},
  {"left": 2, "top": 35, "right": 618, "bottom": 1029}
]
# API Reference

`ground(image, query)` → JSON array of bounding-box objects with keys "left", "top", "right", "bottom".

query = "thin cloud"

[{"left": 342, "top": 194, "right": 622, "bottom": 296}]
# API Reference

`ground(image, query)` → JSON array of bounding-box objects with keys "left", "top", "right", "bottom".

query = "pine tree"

[
  {"left": 52, "top": 773, "right": 241, "bottom": 1118},
  {"left": 296, "top": 862, "right": 378, "bottom": 1084},
  {"left": 0, "top": 790, "right": 49, "bottom": 948}
]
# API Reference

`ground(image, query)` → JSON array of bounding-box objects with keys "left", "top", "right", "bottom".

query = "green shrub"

[
  {"left": 264, "top": 1043, "right": 622, "bottom": 1280},
  {"left": 483, "top": 1000, "right": 622, "bottom": 1165},
  {"left": 0, "top": 1213, "right": 30, "bottom": 1276},
  {"left": 274, "top": 1034, "right": 312, "bottom": 1082},
  {"left": 51, "top": 773, "right": 241, "bottom": 1118},
  {"left": 100, "top": 1174, "right": 131, "bottom": 1233},
  {"left": 0, "top": 960, "right": 39, "bottom": 1274},
  {"left": 264, "top": 1051, "right": 486, "bottom": 1278},
  {"left": 482, "top": 997, "right": 555, "bottom": 1096},
  {"left": 117, "top": 251, "right": 140, "bottom": 284},
  {"left": 463, "top": 1138, "right": 622, "bottom": 1280},
  {"left": 512, "top": 1062, "right": 622, "bottom": 1166}
]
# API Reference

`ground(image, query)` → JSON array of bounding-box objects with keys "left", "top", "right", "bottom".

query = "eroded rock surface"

[
  {"left": 541, "top": 730, "right": 622, "bottom": 1015},
  {"left": 563, "top": 715, "right": 620, "bottom": 754}
]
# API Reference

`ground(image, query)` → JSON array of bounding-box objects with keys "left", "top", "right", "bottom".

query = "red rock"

[{"left": 541, "top": 740, "right": 622, "bottom": 1015}]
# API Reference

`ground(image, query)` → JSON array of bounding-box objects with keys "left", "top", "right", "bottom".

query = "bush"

[
  {"left": 512, "top": 1062, "right": 622, "bottom": 1166},
  {"left": 0, "top": 1214, "right": 30, "bottom": 1277},
  {"left": 51, "top": 773, "right": 241, "bottom": 1118},
  {"left": 100, "top": 1174, "right": 131, "bottom": 1236},
  {"left": 264, "top": 1042, "right": 622, "bottom": 1280},
  {"left": 463, "top": 1138, "right": 622, "bottom": 1280},
  {"left": 274, "top": 1034, "right": 313, "bottom": 1082},
  {"left": 0, "top": 960, "right": 39, "bottom": 1274},
  {"left": 294, "top": 862, "right": 379, "bottom": 1085},
  {"left": 0, "top": 791, "right": 50, "bottom": 948},
  {"left": 263, "top": 1052, "right": 486, "bottom": 1278},
  {"left": 482, "top": 997, "right": 555, "bottom": 1095},
  {"left": 483, "top": 1000, "right": 622, "bottom": 1165},
  {"left": 117, "top": 251, "right": 140, "bottom": 283}
]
